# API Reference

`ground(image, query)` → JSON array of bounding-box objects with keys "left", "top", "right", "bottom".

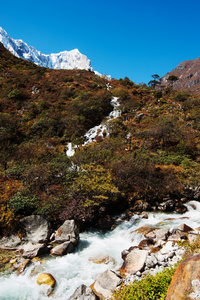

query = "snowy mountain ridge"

[{"left": 0, "top": 27, "right": 92, "bottom": 71}]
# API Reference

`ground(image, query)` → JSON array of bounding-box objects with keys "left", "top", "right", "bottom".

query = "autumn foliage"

[{"left": 1, "top": 42, "right": 200, "bottom": 231}]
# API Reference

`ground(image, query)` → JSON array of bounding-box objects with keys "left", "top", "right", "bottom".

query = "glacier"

[{"left": 0, "top": 27, "right": 92, "bottom": 71}]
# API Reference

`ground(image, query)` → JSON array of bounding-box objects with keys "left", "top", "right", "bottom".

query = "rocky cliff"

[{"left": 161, "top": 56, "right": 200, "bottom": 95}]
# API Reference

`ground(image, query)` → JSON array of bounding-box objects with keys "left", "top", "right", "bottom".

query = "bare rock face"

[
  {"left": 69, "top": 284, "right": 99, "bottom": 300},
  {"left": 120, "top": 248, "right": 148, "bottom": 276},
  {"left": 166, "top": 254, "right": 200, "bottom": 300},
  {"left": 91, "top": 269, "right": 122, "bottom": 299},
  {"left": 19, "top": 215, "right": 52, "bottom": 243},
  {"left": 161, "top": 56, "right": 200, "bottom": 95}
]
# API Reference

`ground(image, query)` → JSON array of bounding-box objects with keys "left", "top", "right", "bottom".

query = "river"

[{"left": 0, "top": 200, "right": 200, "bottom": 299}]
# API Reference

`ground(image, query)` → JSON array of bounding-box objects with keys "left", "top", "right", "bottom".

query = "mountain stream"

[{"left": 0, "top": 201, "right": 200, "bottom": 299}]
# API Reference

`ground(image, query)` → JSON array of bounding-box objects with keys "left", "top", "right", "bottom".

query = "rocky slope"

[
  {"left": 161, "top": 56, "right": 200, "bottom": 95},
  {"left": 0, "top": 27, "right": 92, "bottom": 71}
]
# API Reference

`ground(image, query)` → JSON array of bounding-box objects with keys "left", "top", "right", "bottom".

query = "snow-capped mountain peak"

[{"left": 0, "top": 27, "right": 92, "bottom": 71}]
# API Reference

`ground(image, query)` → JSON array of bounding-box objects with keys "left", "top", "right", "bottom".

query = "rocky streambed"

[{"left": 0, "top": 201, "right": 200, "bottom": 299}]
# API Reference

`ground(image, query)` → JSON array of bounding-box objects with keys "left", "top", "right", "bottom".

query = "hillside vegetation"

[{"left": 1, "top": 42, "right": 200, "bottom": 233}]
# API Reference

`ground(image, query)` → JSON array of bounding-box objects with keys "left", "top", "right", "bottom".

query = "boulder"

[
  {"left": 175, "top": 204, "right": 187, "bottom": 214},
  {"left": 19, "top": 242, "right": 49, "bottom": 259},
  {"left": 132, "top": 225, "right": 152, "bottom": 235},
  {"left": 131, "top": 200, "right": 151, "bottom": 211},
  {"left": 91, "top": 269, "right": 122, "bottom": 299},
  {"left": 51, "top": 241, "right": 75, "bottom": 256},
  {"left": 145, "top": 229, "right": 169, "bottom": 242},
  {"left": 54, "top": 220, "right": 79, "bottom": 245},
  {"left": 166, "top": 254, "right": 200, "bottom": 300},
  {"left": 141, "top": 213, "right": 148, "bottom": 219},
  {"left": 167, "top": 230, "right": 187, "bottom": 242},
  {"left": 138, "top": 239, "right": 154, "bottom": 250},
  {"left": 17, "top": 259, "right": 30, "bottom": 275},
  {"left": 158, "top": 200, "right": 174, "bottom": 212},
  {"left": 120, "top": 248, "right": 148, "bottom": 276},
  {"left": 188, "top": 233, "right": 198, "bottom": 244},
  {"left": 19, "top": 215, "right": 51, "bottom": 243},
  {"left": 37, "top": 273, "right": 56, "bottom": 288},
  {"left": 0, "top": 234, "right": 21, "bottom": 250},
  {"left": 177, "top": 223, "right": 194, "bottom": 232},
  {"left": 69, "top": 284, "right": 98, "bottom": 300},
  {"left": 145, "top": 253, "right": 158, "bottom": 269}
]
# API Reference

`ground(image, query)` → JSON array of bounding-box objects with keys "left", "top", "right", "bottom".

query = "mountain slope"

[
  {"left": 161, "top": 56, "right": 200, "bottom": 95},
  {"left": 0, "top": 27, "right": 92, "bottom": 70}
]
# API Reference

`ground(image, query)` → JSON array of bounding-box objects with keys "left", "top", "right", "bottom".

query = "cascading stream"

[
  {"left": 0, "top": 201, "right": 200, "bottom": 299},
  {"left": 66, "top": 96, "right": 121, "bottom": 157}
]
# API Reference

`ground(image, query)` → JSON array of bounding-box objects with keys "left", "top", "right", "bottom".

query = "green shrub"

[
  {"left": 9, "top": 192, "right": 40, "bottom": 215},
  {"left": 112, "top": 265, "right": 178, "bottom": 300}
]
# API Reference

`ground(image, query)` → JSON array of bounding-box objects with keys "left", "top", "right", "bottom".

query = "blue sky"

[{"left": 1, "top": 0, "right": 200, "bottom": 84}]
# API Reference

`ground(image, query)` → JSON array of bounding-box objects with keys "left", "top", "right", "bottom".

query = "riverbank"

[{"left": 0, "top": 200, "right": 200, "bottom": 299}]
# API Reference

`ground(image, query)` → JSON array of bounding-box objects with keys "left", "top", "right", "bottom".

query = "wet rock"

[
  {"left": 141, "top": 213, "right": 148, "bottom": 219},
  {"left": 138, "top": 239, "right": 154, "bottom": 250},
  {"left": 120, "top": 248, "right": 148, "bottom": 276},
  {"left": 90, "top": 255, "right": 114, "bottom": 265},
  {"left": 175, "top": 204, "right": 187, "bottom": 214},
  {"left": 17, "top": 259, "right": 30, "bottom": 275},
  {"left": 69, "top": 284, "right": 99, "bottom": 300},
  {"left": 19, "top": 215, "right": 52, "bottom": 244},
  {"left": 51, "top": 241, "right": 75, "bottom": 256},
  {"left": 166, "top": 254, "right": 200, "bottom": 300},
  {"left": 158, "top": 200, "right": 175, "bottom": 212},
  {"left": 133, "top": 225, "right": 152, "bottom": 235},
  {"left": 91, "top": 269, "right": 122, "bottom": 299},
  {"left": 37, "top": 272, "right": 56, "bottom": 288}
]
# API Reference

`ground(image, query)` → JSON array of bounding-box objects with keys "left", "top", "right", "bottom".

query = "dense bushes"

[{"left": 1, "top": 42, "right": 200, "bottom": 230}]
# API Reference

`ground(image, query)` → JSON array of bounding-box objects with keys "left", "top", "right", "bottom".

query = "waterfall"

[
  {"left": 1, "top": 201, "right": 200, "bottom": 299},
  {"left": 66, "top": 96, "right": 121, "bottom": 157}
]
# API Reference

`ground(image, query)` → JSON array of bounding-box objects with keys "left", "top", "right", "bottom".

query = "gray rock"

[
  {"left": 91, "top": 269, "right": 122, "bottom": 299},
  {"left": 0, "top": 234, "right": 21, "bottom": 249},
  {"left": 177, "top": 223, "right": 194, "bottom": 233},
  {"left": 168, "top": 230, "right": 187, "bottom": 242},
  {"left": 145, "top": 253, "right": 158, "bottom": 269},
  {"left": 158, "top": 200, "right": 174, "bottom": 211},
  {"left": 69, "top": 284, "right": 98, "bottom": 300},
  {"left": 19, "top": 242, "right": 49, "bottom": 259},
  {"left": 19, "top": 215, "right": 51, "bottom": 243},
  {"left": 120, "top": 248, "right": 148, "bottom": 276},
  {"left": 51, "top": 241, "right": 75, "bottom": 256},
  {"left": 54, "top": 220, "right": 79, "bottom": 245},
  {"left": 145, "top": 229, "right": 169, "bottom": 242}
]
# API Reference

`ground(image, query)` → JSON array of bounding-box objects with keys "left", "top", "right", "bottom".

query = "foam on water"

[{"left": 1, "top": 201, "right": 200, "bottom": 299}]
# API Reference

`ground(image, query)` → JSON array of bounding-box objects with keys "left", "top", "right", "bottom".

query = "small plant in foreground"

[{"left": 112, "top": 264, "right": 179, "bottom": 300}]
